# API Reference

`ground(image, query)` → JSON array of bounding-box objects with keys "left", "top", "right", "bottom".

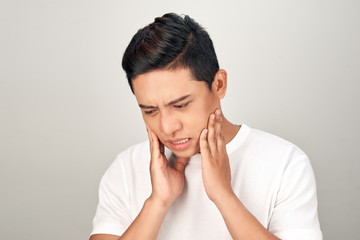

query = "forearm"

[
  {"left": 119, "top": 197, "right": 169, "bottom": 240},
  {"left": 89, "top": 197, "right": 169, "bottom": 240},
  {"left": 215, "top": 192, "right": 280, "bottom": 240}
]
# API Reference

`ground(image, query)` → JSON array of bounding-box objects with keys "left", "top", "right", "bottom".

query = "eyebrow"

[{"left": 139, "top": 94, "right": 191, "bottom": 109}]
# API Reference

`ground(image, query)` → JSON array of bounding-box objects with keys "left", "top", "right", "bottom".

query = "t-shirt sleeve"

[
  {"left": 90, "top": 158, "right": 133, "bottom": 237},
  {"left": 269, "top": 154, "right": 323, "bottom": 240}
]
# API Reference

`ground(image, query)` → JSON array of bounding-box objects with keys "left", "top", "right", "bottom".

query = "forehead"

[{"left": 132, "top": 68, "right": 208, "bottom": 103}]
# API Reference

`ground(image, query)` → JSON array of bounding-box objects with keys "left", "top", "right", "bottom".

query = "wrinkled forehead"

[{"left": 132, "top": 68, "right": 207, "bottom": 104}]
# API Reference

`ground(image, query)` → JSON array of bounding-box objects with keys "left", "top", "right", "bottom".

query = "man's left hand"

[{"left": 199, "top": 109, "right": 234, "bottom": 204}]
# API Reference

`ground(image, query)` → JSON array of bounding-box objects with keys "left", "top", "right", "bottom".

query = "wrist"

[
  {"left": 212, "top": 189, "right": 237, "bottom": 208},
  {"left": 147, "top": 195, "right": 173, "bottom": 212}
]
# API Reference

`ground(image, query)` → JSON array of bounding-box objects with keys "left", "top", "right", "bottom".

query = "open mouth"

[
  {"left": 168, "top": 138, "right": 191, "bottom": 151},
  {"left": 172, "top": 138, "right": 190, "bottom": 144}
]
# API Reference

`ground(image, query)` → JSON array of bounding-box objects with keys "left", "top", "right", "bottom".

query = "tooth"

[{"left": 174, "top": 138, "right": 189, "bottom": 144}]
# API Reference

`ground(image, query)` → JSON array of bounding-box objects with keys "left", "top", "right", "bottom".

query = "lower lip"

[{"left": 169, "top": 138, "right": 191, "bottom": 151}]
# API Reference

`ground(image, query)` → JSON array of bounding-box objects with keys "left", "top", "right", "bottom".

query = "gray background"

[{"left": 1, "top": 0, "right": 359, "bottom": 239}]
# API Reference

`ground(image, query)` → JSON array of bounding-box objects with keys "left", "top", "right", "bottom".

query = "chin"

[
  {"left": 172, "top": 147, "right": 199, "bottom": 158},
  {"left": 162, "top": 139, "right": 200, "bottom": 158}
]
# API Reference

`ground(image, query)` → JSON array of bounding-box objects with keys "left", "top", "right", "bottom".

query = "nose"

[{"left": 159, "top": 110, "right": 182, "bottom": 136}]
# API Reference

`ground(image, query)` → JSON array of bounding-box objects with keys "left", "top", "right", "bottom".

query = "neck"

[{"left": 221, "top": 116, "right": 241, "bottom": 144}]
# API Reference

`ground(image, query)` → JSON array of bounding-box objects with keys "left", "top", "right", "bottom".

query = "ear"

[{"left": 211, "top": 69, "right": 227, "bottom": 99}]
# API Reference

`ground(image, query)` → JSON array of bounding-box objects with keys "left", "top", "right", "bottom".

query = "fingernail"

[
  {"left": 211, "top": 114, "right": 215, "bottom": 120},
  {"left": 216, "top": 109, "right": 221, "bottom": 115}
]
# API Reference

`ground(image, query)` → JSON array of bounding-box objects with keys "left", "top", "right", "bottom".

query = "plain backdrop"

[{"left": 1, "top": 0, "right": 359, "bottom": 239}]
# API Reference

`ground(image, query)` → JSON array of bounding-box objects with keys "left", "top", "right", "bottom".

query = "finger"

[
  {"left": 146, "top": 125, "right": 154, "bottom": 152},
  {"left": 147, "top": 125, "right": 165, "bottom": 156},
  {"left": 214, "top": 109, "right": 222, "bottom": 137},
  {"left": 158, "top": 138, "right": 165, "bottom": 155},
  {"left": 175, "top": 157, "right": 189, "bottom": 173},
  {"left": 199, "top": 128, "right": 211, "bottom": 160},
  {"left": 214, "top": 109, "right": 225, "bottom": 152},
  {"left": 207, "top": 113, "right": 217, "bottom": 154},
  {"left": 149, "top": 130, "right": 161, "bottom": 158}
]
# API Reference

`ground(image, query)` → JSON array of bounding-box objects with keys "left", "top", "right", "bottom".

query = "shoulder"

[
  {"left": 102, "top": 140, "right": 150, "bottom": 180},
  {"left": 115, "top": 140, "right": 150, "bottom": 163},
  {"left": 230, "top": 124, "right": 311, "bottom": 175},
  {"left": 245, "top": 124, "right": 307, "bottom": 160}
]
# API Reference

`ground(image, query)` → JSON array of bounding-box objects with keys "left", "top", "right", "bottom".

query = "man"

[{"left": 90, "top": 13, "right": 322, "bottom": 240}]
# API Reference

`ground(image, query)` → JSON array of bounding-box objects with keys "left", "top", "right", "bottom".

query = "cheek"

[
  {"left": 142, "top": 115, "right": 159, "bottom": 132},
  {"left": 193, "top": 99, "right": 218, "bottom": 126},
  {"left": 187, "top": 106, "right": 213, "bottom": 134}
]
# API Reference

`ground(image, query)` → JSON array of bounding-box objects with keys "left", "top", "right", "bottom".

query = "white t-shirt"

[{"left": 91, "top": 124, "right": 322, "bottom": 239}]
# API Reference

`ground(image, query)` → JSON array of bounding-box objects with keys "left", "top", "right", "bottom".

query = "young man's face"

[{"left": 132, "top": 68, "right": 221, "bottom": 158}]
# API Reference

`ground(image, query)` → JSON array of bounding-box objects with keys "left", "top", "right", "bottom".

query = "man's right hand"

[
  {"left": 147, "top": 126, "right": 189, "bottom": 208},
  {"left": 90, "top": 128, "right": 189, "bottom": 240}
]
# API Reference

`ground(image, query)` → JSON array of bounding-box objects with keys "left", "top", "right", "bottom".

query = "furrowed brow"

[
  {"left": 139, "top": 104, "right": 157, "bottom": 109},
  {"left": 166, "top": 94, "right": 191, "bottom": 106},
  {"left": 138, "top": 94, "right": 191, "bottom": 109}
]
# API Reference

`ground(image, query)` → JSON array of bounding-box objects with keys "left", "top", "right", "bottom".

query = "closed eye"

[
  {"left": 144, "top": 109, "right": 157, "bottom": 115},
  {"left": 174, "top": 101, "right": 191, "bottom": 109}
]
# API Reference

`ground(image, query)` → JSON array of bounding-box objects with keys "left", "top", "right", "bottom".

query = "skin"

[
  {"left": 134, "top": 68, "right": 236, "bottom": 159},
  {"left": 90, "top": 68, "right": 280, "bottom": 240}
]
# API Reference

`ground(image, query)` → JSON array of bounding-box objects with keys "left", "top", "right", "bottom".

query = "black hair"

[{"left": 122, "top": 13, "right": 219, "bottom": 93}]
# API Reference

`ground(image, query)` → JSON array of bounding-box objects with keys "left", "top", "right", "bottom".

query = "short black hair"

[{"left": 122, "top": 13, "right": 220, "bottom": 93}]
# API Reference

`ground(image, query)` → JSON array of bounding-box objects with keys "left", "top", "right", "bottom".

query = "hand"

[
  {"left": 146, "top": 126, "right": 188, "bottom": 208},
  {"left": 199, "top": 109, "right": 233, "bottom": 204}
]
